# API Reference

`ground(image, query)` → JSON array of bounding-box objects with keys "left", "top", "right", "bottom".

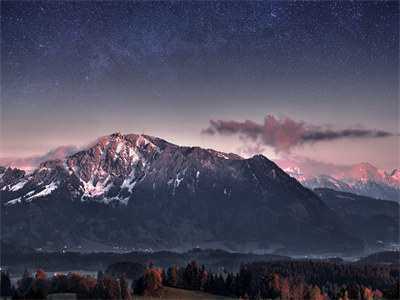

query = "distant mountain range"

[
  {"left": 284, "top": 163, "right": 400, "bottom": 202},
  {"left": 1, "top": 133, "right": 398, "bottom": 255}
]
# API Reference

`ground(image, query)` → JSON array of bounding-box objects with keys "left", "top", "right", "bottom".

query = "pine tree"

[
  {"left": 120, "top": 276, "right": 132, "bottom": 300},
  {"left": 0, "top": 271, "right": 12, "bottom": 299},
  {"left": 166, "top": 266, "right": 178, "bottom": 287},
  {"left": 308, "top": 285, "right": 325, "bottom": 300},
  {"left": 97, "top": 270, "right": 104, "bottom": 280},
  {"left": 17, "top": 269, "right": 34, "bottom": 297}
]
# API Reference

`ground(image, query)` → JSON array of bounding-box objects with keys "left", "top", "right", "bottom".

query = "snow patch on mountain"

[
  {"left": 80, "top": 177, "right": 113, "bottom": 199},
  {"left": 174, "top": 176, "right": 184, "bottom": 188},
  {"left": 121, "top": 178, "right": 136, "bottom": 193},
  {"left": 5, "top": 197, "right": 21, "bottom": 206},
  {"left": 27, "top": 181, "right": 58, "bottom": 200},
  {"left": 0, "top": 132, "right": 246, "bottom": 206},
  {"left": 9, "top": 179, "right": 28, "bottom": 192},
  {"left": 115, "top": 141, "right": 124, "bottom": 154},
  {"left": 102, "top": 196, "right": 129, "bottom": 205},
  {"left": 25, "top": 190, "right": 35, "bottom": 197},
  {"left": 171, "top": 170, "right": 187, "bottom": 195},
  {"left": 284, "top": 167, "right": 306, "bottom": 182},
  {"left": 217, "top": 152, "right": 230, "bottom": 159},
  {"left": 336, "top": 194, "right": 355, "bottom": 201}
]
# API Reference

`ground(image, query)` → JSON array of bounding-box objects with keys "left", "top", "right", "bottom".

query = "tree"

[
  {"left": 35, "top": 269, "right": 47, "bottom": 281},
  {"left": 183, "top": 261, "right": 201, "bottom": 290},
  {"left": 95, "top": 276, "right": 121, "bottom": 300},
  {"left": 105, "top": 262, "right": 145, "bottom": 282},
  {"left": 65, "top": 272, "right": 96, "bottom": 298},
  {"left": 291, "top": 280, "right": 306, "bottom": 300},
  {"left": 199, "top": 265, "right": 208, "bottom": 290},
  {"left": 373, "top": 289, "right": 383, "bottom": 299},
  {"left": 119, "top": 276, "right": 132, "bottom": 300},
  {"left": 133, "top": 267, "right": 163, "bottom": 297},
  {"left": 362, "top": 287, "right": 373, "bottom": 300},
  {"left": 308, "top": 285, "right": 325, "bottom": 300},
  {"left": 0, "top": 271, "right": 12, "bottom": 299},
  {"left": 280, "top": 277, "right": 290, "bottom": 300},
  {"left": 49, "top": 274, "right": 69, "bottom": 294},
  {"left": 18, "top": 269, "right": 50, "bottom": 299},
  {"left": 203, "top": 273, "right": 215, "bottom": 294},
  {"left": 30, "top": 276, "right": 50, "bottom": 299},
  {"left": 166, "top": 266, "right": 178, "bottom": 287},
  {"left": 214, "top": 274, "right": 226, "bottom": 295},
  {"left": 97, "top": 270, "right": 104, "bottom": 280},
  {"left": 268, "top": 273, "right": 281, "bottom": 299},
  {"left": 16, "top": 269, "right": 34, "bottom": 298},
  {"left": 339, "top": 290, "right": 350, "bottom": 300},
  {"left": 225, "top": 272, "right": 234, "bottom": 296},
  {"left": 385, "top": 281, "right": 400, "bottom": 300},
  {"left": 143, "top": 268, "right": 163, "bottom": 295}
]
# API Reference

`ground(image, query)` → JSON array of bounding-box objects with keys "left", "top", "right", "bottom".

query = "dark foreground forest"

[{"left": 1, "top": 254, "right": 399, "bottom": 300}]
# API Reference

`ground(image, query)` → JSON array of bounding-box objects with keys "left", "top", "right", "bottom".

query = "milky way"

[{"left": 1, "top": 1, "right": 398, "bottom": 168}]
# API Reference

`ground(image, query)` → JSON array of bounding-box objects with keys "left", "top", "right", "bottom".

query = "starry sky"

[{"left": 1, "top": 1, "right": 399, "bottom": 170}]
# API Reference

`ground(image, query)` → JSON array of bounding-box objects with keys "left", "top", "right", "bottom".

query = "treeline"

[
  {"left": 1, "top": 260, "right": 399, "bottom": 299},
  {"left": 1, "top": 269, "right": 132, "bottom": 300},
  {"left": 137, "top": 261, "right": 399, "bottom": 300}
]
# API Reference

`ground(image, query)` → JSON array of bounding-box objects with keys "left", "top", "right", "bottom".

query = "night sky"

[{"left": 1, "top": 1, "right": 399, "bottom": 169}]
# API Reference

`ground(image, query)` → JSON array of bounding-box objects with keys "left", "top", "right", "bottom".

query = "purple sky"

[{"left": 1, "top": 1, "right": 399, "bottom": 170}]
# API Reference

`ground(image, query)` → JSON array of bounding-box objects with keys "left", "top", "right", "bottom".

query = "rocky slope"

[{"left": 1, "top": 133, "right": 360, "bottom": 254}]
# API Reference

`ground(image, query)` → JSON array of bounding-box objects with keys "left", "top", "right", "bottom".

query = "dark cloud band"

[{"left": 202, "top": 115, "right": 395, "bottom": 153}]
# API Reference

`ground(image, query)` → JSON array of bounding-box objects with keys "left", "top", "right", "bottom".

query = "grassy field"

[
  {"left": 135, "top": 287, "right": 236, "bottom": 299},
  {"left": 40, "top": 288, "right": 235, "bottom": 300}
]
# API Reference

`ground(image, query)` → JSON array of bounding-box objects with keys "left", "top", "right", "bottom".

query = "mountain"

[
  {"left": 357, "top": 251, "right": 400, "bottom": 265},
  {"left": 285, "top": 163, "right": 400, "bottom": 202},
  {"left": 1, "top": 133, "right": 360, "bottom": 254},
  {"left": 315, "top": 188, "right": 399, "bottom": 246}
]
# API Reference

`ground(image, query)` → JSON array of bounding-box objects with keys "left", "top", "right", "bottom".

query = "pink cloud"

[
  {"left": 0, "top": 145, "right": 78, "bottom": 171},
  {"left": 202, "top": 114, "right": 395, "bottom": 153}
]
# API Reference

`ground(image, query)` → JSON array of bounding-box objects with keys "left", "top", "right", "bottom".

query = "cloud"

[
  {"left": 301, "top": 128, "right": 392, "bottom": 142},
  {"left": 0, "top": 145, "right": 78, "bottom": 171},
  {"left": 202, "top": 114, "right": 395, "bottom": 153}
]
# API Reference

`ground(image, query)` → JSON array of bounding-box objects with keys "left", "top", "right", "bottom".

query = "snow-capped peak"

[
  {"left": 281, "top": 160, "right": 400, "bottom": 202},
  {"left": 284, "top": 167, "right": 307, "bottom": 182},
  {"left": 0, "top": 133, "right": 166, "bottom": 206}
]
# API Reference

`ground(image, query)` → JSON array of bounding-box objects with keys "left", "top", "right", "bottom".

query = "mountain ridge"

[
  {"left": 0, "top": 132, "right": 364, "bottom": 254},
  {"left": 284, "top": 162, "right": 400, "bottom": 202}
]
